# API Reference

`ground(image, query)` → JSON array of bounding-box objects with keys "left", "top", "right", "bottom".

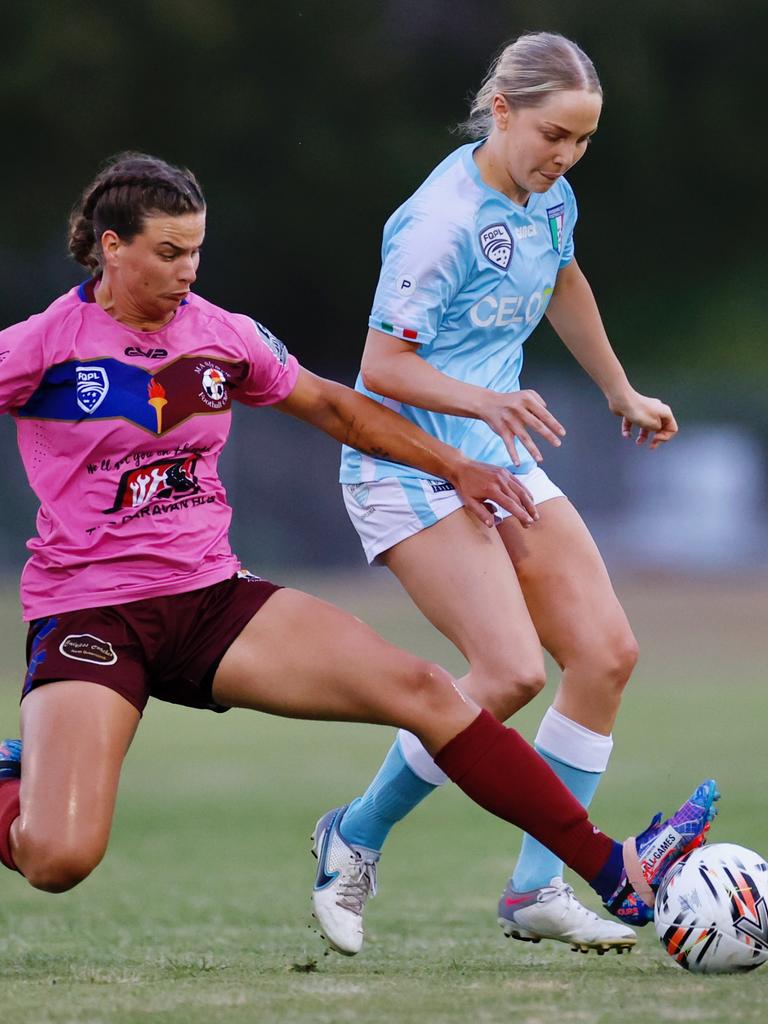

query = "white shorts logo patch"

[
  {"left": 479, "top": 223, "right": 513, "bottom": 270},
  {"left": 59, "top": 634, "right": 117, "bottom": 665},
  {"left": 346, "top": 483, "right": 370, "bottom": 507}
]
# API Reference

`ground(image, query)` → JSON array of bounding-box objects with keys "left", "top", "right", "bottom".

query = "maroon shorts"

[{"left": 22, "top": 573, "right": 281, "bottom": 714}]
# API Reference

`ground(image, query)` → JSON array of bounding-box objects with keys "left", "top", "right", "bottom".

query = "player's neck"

[
  {"left": 94, "top": 276, "right": 176, "bottom": 332},
  {"left": 473, "top": 140, "right": 530, "bottom": 207}
]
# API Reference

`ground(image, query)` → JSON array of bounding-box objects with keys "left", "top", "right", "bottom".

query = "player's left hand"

[
  {"left": 609, "top": 390, "right": 678, "bottom": 450},
  {"left": 451, "top": 458, "right": 539, "bottom": 529}
]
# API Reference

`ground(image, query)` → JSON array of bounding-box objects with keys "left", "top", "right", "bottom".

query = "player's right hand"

[
  {"left": 481, "top": 389, "right": 566, "bottom": 466},
  {"left": 450, "top": 459, "right": 539, "bottom": 529}
]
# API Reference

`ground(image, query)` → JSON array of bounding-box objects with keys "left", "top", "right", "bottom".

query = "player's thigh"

[
  {"left": 382, "top": 507, "right": 544, "bottom": 686},
  {"left": 211, "top": 589, "right": 475, "bottom": 748},
  {"left": 498, "top": 498, "right": 637, "bottom": 676},
  {"left": 18, "top": 681, "right": 140, "bottom": 874}
]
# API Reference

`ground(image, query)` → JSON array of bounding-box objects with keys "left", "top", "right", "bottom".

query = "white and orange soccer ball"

[{"left": 655, "top": 843, "right": 768, "bottom": 973}]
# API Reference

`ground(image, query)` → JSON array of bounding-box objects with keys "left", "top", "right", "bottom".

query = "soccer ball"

[{"left": 654, "top": 843, "right": 768, "bottom": 973}]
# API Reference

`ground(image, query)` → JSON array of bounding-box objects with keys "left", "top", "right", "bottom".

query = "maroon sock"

[
  {"left": 434, "top": 710, "right": 616, "bottom": 883},
  {"left": 0, "top": 779, "right": 20, "bottom": 872}
]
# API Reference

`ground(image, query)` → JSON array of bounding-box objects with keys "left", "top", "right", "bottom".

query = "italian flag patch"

[{"left": 380, "top": 321, "right": 419, "bottom": 341}]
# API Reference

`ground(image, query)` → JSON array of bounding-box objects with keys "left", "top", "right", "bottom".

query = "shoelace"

[
  {"left": 335, "top": 853, "right": 378, "bottom": 915},
  {"left": 541, "top": 882, "right": 601, "bottom": 923}
]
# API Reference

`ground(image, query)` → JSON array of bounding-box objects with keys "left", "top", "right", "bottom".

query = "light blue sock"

[
  {"left": 339, "top": 736, "right": 437, "bottom": 851},
  {"left": 511, "top": 745, "right": 603, "bottom": 892}
]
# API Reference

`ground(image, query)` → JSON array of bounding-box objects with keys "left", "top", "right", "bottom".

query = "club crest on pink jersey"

[
  {"left": 76, "top": 365, "right": 110, "bottom": 413},
  {"left": 202, "top": 367, "right": 227, "bottom": 402},
  {"left": 195, "top": 361, "right": 229, "bottom": 410}
]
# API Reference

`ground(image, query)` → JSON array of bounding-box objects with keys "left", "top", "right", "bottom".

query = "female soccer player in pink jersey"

[
  {"left": 0, "top": 152, "right": 715, "bottom": 949},
  {"left": 314, "top": 32, "right": 686, "bottom": 955}
]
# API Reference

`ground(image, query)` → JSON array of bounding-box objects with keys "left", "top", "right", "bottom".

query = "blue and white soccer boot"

[
  {"left": 311, "top": 805, "right": 379, "bottom": 956},
  {"left": 0, "top": 739, "right": 22, "bottom": 781},
  {"left": 605, "top": 778, "right": 720, "bottom": 924},
  {"left": 499, "top": 876, "right": 636, "bottom": 954}
]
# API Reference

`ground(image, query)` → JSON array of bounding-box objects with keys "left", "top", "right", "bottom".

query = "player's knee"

[
  {"left": 576, "top": 630, "right": 639, "bottom": 698},
  {"left": 494, "top": 665, "right": 546, "bottom": 718},
  {"left": 22, "top": 835, "right": 103, "bottom": 893},
  {"left": 411, "top": 660, "right": 458, "bottom": 708},
  {"left": 600, "top": 630, "right": 639, "bottom": 694},
  {"left": 471, "top": 659, "right": 546, "bottom": 720},
  {"left": 619, "top": 632, "right": 640, "bottom": 682}
]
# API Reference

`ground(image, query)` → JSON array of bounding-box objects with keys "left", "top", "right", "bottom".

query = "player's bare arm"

[
  {"left": 361, "top": 328, "right": 566, "bottom": 466},
  {"left": 276, "top": 367, "right": 537, "bottom": 527},
  {"left": 546, "top": 259, "right": 678, "bottom": 448}
]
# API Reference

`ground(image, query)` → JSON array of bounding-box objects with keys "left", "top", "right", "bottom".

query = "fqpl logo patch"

[
  {"left": 479, "top": 223, "right": 513, "bottom": 271},
  {"left": 75, "top": 365, "right": 110, "bottom": 414}
]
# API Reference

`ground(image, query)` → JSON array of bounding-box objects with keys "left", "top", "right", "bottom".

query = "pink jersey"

[{"left": 0, "top": 282, "right": 300, "bottom": 619}]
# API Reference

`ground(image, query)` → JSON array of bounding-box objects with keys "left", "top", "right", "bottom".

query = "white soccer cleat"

[
  {"left": 311, "top": 805, "right": 379, "bottom": 956},
  {"left": 498, "top": 876, "right": 636, "bottom": 954}
]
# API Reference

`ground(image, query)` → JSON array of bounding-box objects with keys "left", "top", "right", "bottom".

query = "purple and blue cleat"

[
  {"left": 606, "top": 778, "right": 720, "bottom": 925},
  {"left": 0, "top": 739, "right": 21, "bottom": 781}
]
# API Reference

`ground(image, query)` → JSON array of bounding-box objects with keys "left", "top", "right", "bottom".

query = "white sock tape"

[
  {"left": 397, "top": 729, "right": 449, "bottom": 786},
  {"left": 535, "top": 706, "right": 613, "bottom": 773}
]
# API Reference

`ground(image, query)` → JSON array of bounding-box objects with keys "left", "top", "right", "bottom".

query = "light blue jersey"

[{"left": 340, "top": 141, "right": 577, "bottom": 483}]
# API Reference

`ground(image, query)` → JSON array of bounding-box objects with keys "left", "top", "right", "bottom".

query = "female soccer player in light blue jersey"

[{"left": 313, "top": 32, "right": 679, "bottom": 956}]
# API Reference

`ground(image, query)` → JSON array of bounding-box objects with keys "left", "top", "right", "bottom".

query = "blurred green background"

[
  {"left": 0, "top": 8, "right": 766, "bottom": 1017},
  {"left": 1, "top": 0, "right": 765, "bottom": 386},
  {"left": 1, "top": 1, "right": 765, "bottom": 575},
  {"left": 0, "top": 574, "right": 766, "bottom": 1022}
]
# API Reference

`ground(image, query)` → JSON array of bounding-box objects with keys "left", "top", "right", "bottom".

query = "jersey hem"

[{"left": 20, "top": 559, "right": 241, "bottom": 621}]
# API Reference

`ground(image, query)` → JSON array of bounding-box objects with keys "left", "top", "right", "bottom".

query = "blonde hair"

[{"left": 461, "top": 32, "right": 602, "bottom": 138}]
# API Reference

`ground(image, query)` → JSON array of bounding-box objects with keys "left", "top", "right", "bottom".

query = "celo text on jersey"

[{"left": 469, "top": 287, "right": 553, "bottom": 329}]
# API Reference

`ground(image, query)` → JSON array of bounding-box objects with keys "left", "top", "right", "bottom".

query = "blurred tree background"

[{"left": 0, "top": 0, "right": 765, "bottom": 572}]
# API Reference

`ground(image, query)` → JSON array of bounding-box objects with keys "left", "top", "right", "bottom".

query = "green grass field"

[{"left": 0, "top": 571, "right": 765, "bottom": 1023}]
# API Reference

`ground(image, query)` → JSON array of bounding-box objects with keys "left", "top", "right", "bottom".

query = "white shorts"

[{"left": 342, "top": 466, "right": 565, "bottom": 565}]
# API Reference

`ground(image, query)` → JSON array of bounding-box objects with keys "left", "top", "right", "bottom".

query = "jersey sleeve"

[
  {"left": 231, "top": 316, "right": 300, "bottom": 406},
  {"left": 0, "top": 319, "right": 48, "bottom": 415},
  {"left": 558, "top": 184, "right": 578, "bottom": 269},
  {"left": 369, "top": 204, "right": 471, "bottom": 347}
]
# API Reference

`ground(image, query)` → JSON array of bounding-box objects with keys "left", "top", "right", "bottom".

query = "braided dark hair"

[{"left": 68, "top": 152, "right": 206, "bottom": 273}]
